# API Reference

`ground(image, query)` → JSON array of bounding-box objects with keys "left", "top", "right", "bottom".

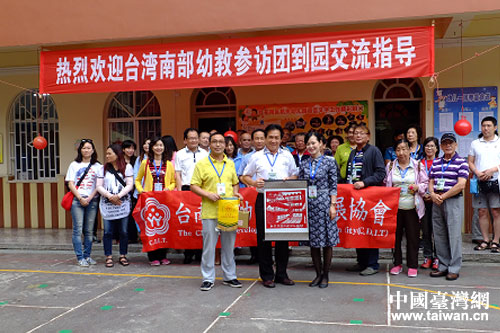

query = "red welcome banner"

[
  {"left": 132, "top": 188, "right": 258, "bottom": 252},
  {"left": 336, "top": 185, "right": 399, "bottom": 248},
  {"left": 40, "top": 26, "right": 434, "bottom": 94}
]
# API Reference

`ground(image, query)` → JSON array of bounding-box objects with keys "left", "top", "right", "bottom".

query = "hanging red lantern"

[
  {"left": 224, "top": 130, "right": 238, "bottom": 142},
  {"left": 33, "top": 135, "right": 48, "bottom": 150},
  {"left": 454, "top": 117, "right": 472, "bottom": 136}
]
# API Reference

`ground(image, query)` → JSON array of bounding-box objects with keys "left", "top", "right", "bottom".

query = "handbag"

[
  {"left": 478, "top": 179, "right": 499, "bottom": 194},
  {"left": 61, "top": 164, "right": 92, "bottom": 210}
]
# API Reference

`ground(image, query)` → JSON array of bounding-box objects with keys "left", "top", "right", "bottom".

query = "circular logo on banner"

[{"left": 140, "top": 197, "right": 170, "bottom": 236}]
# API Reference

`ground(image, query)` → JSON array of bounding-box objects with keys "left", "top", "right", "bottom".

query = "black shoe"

[
  {"left": 200, "top": 281, "right": 214, "bottom": 291},
  {"left": 309, "top": 276, "right": 321, "bottom": 287},
  {"left": 275, "top": 278, "right": 295, "bottom": 286},
  {"left": 223, "top": 279, "right": 242, "bottom": 288},
  {"left": 319, "top": 276, "right": 329, "bottom": 289},
  {"left": 430, "top": 270, "right": 448, "bottom": 278},
  {"left": 446, "top": 273, "right": 459, "bottom": 281},
  {"left": 92, "top": 238, "right": 101, "bottom": 244},
  {"left": 262, "top": 280, "right": 276, "bottom": 288}
]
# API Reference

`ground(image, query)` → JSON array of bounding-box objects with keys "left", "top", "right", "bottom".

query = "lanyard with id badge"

[
  {"left": 308, "top": 156, "right": 324, "bottom": 199},
  {"left": 153, "top": 160, "right": 164, "bottom": 191},
  {"left": 398, "top": 164, "right": 410, "bottom": 195},
  {"left": 436, "top": 159, "right": 452, "bottom": 191},
  {"left": 266, "top": 152, "right": 279, "bottom": 180},
  {"left": 209, "top": 157, "right": 226, "bottom": 196}
]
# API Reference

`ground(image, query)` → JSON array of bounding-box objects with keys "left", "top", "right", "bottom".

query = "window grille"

[
  {"left": 107, "top": 91, "right": 161, "bottom": 145},
  {"left": 9, "top": 91, "right": 60, "bottom": 180}
]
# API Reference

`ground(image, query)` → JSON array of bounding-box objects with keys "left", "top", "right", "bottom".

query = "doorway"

[{"left": 373, "top": 78, "right": 424, "bottom": 156}]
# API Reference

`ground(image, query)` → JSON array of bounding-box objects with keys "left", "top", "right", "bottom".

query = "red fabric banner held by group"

[
  {"left": 40, "top": 26, "right": 434, "bottom": 94},
  {"left": 132, "top": 185, "right": 399, "bottom": 252},
  {"left": 336, "top": 185, "right": 400, "bottom": 248}
]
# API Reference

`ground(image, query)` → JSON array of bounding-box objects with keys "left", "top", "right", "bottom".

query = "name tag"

[
  {"left": 268, "top": 172, "right": 277, "bottom": 180},
  {"left": 154, "top": 182, "right": 163, "bottom": 192},
  {"left": 217, "top": 183, "right": 226, "bottom": 196},
  {"left": 400, "top": 185, "right": 408, "bottom": 195},
  {"left": 308, "top": 185, "right": 318, "bottom": 199},
  {"left": 436, "top": 178, "right": 445, "bottom": 191}
]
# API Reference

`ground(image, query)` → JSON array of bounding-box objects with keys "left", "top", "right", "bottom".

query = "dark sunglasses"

[{"left": 81, "top": 139, "right": 93, "bottom": 143}]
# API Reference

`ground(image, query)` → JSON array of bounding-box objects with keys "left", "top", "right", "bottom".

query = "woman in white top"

[
  {"left": 65, "top": 139, "right": 101, "bottom": 267},
  {"left": 97, "top": 143, "right": 134, "bottom": 267}
]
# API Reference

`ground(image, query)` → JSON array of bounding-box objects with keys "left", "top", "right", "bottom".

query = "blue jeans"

[
  {"left": 71, "top": 197, "right": 98, "bottom": 260},
  {"left": 356, "top": 248, "right": 380, "bottom": 270},
  {"left": 103, "top": 217, "right": 128, "bottom": 256}
]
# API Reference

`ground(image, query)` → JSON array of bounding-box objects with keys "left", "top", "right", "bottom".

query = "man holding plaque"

[
  {"left": 191, "top": 132, "right": 243, "bottom": 291},
  {"left": 242, "top": 124, "right": 299, "bottom": 288}
]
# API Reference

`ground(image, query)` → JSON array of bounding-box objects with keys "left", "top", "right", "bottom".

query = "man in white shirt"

[
  {"left": 174, "top": 128, "right": 209, "bottom": 263},
  {"left": 175, "top": 128, "right": 209, "bottom": 191},
  {"left": 468, "top": 116, "right": 500, "bottom": 252},
  {"left": 237, "top": 132, "right": 254, "bottom": 157},
  {"left": 242, "top": 124, "right": 299, "bottom": 288}
]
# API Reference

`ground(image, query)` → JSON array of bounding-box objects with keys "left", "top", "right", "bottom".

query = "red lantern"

[
  {"left": 33, "top": 135, "right": 48, "bottom": 150},
  {"left": 224, "top": 130, "right": 238, "bottom": 142},
  {"left": 454, "top": 117, "right": 472, "bottom": 136}
]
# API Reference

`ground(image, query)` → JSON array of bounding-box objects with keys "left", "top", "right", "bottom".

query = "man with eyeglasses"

[
  {"left": 191, "top": 132, "right": 243, "bottom": 291},
  {"left": 175, "top": 128, "right": 209, "bottom": 263},
  {"left": 345, "top": 124, "right": 386, "bottom": 276},
  {"left": 429, "top": 133, "right": 469, "bottom": 281},
  {"left": 335, "top": 123, "right": 357, "bottom": 183}
]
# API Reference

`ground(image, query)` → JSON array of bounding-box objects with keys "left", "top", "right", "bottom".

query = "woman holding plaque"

[
  {"left": 299, "top": 132, "right": 339, "bottom": 288},
  {"left": 136, "top": 136, "right": 176, "bottom": 266},
  {"left": 385, "top": 139, "right": 428, "bottom": 278}
]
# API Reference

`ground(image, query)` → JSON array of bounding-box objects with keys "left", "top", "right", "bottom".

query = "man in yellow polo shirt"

[{"left": 191, "top": 132, "right": 243, "bottom": 291}]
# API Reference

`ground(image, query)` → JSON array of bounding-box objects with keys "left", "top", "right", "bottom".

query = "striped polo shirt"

[{"left": 428, "top": 152, "right": 469, "bottom": 193}]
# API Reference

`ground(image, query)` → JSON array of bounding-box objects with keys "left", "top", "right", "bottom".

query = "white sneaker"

[
  {"left": 86, "top": 257, "right": 97, "bottom": 265},
  {"left": 78, "top": 259, "right": 89, "bottom": 267}
]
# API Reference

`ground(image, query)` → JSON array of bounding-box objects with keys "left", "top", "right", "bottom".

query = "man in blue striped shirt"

[{"left": 428, "top": 133, "right": 469, "bottom": 281}]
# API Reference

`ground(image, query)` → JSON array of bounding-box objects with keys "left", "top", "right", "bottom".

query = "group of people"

[{"left": 66, "top": 116, "right": 498, "bottom": 289}]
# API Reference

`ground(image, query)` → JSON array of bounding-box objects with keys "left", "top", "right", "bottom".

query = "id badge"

[
  {"left": 308, "top": 185, "right": 318, "bottom": 199},
  {"left": 400, "top": 185, "right": 408, "bottom": 195},
  {"left": 268, "top": 172, "right": 277, "bottom": 180},
  {"left": 436, "top": 178, "right": 445, "bottom": 191},
  {"left": 154, "top": 182, "right": 163, "bottom": 191},
  {"left": 217, "top": 183, "right": 226, "bottom": 196}
]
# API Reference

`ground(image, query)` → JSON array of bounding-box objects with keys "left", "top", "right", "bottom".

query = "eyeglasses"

[
  {"left": 353, "top": 131, "right": 368, "bottom": 136},
  {"left": 81, "top": 139, "right": 93, "bottom": 143}
]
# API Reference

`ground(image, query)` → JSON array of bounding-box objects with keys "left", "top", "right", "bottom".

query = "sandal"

[
  {"left": 474, "top": 240, "right": 490, "bottom": 251},
  {"left": 491, "top": 242, "right": 500, "bottom": 253},
  {"left": 105, "top": 257, "right": 114, "bottom": 268},
  {"left": 119, "top": 256, "right": 130, "bottom": 266}
]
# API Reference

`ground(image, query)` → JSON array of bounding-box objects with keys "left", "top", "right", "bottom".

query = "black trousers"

[
  {"left": 256, "top": 193, "right": 289, "bottom": 281},
  {"left": 394, "top": 209, "right": 420, "bottom": 269},
  {"left": 147, "top": 248, "right": 167, "bottom": 262}
]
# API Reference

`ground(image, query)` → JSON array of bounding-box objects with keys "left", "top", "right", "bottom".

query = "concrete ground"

[{"left": 0, "top": 230, "right": 499, "bottom": 332}]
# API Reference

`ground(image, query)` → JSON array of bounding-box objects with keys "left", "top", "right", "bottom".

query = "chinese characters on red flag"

[
  {"left": 336, "top": 185, "right": 400, "bottom": 248},
  {"left": 132, "top": 188, "right": 258, "bottom": 252},
  {"left": 40, "top": 26, "right": 434, "bottom": 94}
]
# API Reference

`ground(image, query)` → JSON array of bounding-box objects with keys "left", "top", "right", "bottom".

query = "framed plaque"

[{"left": 264, "top": 179, "right": 308, "bottom": 241}]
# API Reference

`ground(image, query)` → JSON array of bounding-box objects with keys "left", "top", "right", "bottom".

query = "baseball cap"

[{"left": 440, "top": 133, "right": 457, "bottom": 143}]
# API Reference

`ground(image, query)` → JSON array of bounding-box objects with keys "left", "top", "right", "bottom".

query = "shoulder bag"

[{"left": 61, "top": 163, "right": 92, "bottom": 210}]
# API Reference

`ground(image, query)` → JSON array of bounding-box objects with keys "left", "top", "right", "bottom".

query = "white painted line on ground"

[
  {"left": 250, "top": 317, "right": 497, "bottom": 332},
  {"left": 0, "top": 273, "right": 29, "bottom": 284},
  {"left": 386, "top": 263, "right": 391, "bottom": 327},
  {"left": 203, "top": 279, "right": 259, "bottom": 333},
  {"left": 25, "top": 276, "right": 139, "bottom": 333}
]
